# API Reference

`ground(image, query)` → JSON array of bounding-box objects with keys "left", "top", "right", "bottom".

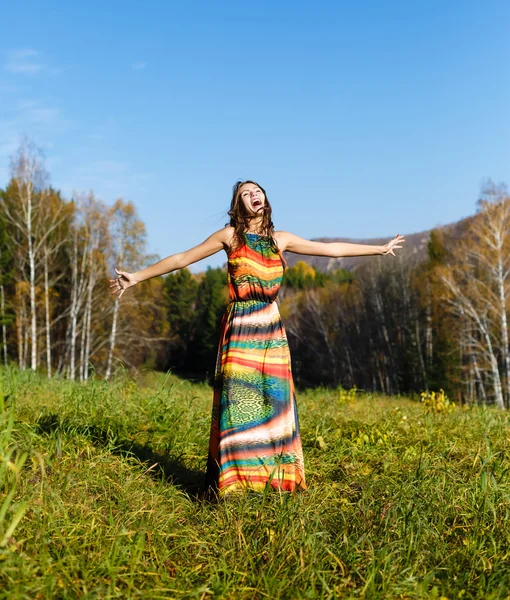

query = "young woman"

[{"left": 109, "top": 180, "right": 405, "bottom": 496}]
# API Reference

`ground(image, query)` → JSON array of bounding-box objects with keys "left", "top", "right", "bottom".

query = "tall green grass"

[
  {"left": 0, "top": 384, "right": 28, "bottom": 551},
  {"left": 1, "top": 366, "right": 509, "bottom": 599}
]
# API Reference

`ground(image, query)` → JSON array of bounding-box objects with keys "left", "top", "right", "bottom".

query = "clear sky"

[{"left": 1, "top": 0, "right": 509, "bottom": 271}]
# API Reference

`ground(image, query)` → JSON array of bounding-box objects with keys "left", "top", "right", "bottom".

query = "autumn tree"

[
  {"left": 0, "top": 139, "right": 71, "bottom": 372},
  {"left": 437, "top": 184, "right": 510, "bottom": 408},
  {"left": 1, "top": 139, "right": 47, "bottom": 370},
  {"left": 58, "top": 193, "right": 111, "bottom": 380},
  {"left": 105, "top": 199, "right": 147, "bottom": 380},
  {"left": 39, "top": 187, "right": 73, "bottom": 377}
]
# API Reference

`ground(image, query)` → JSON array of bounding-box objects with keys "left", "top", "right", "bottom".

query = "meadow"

[{"left": 1, "top": 367, "right": 509, "bottom": 599}]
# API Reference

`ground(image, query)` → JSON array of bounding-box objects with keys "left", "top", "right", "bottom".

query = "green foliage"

[
  {"left": 427, "top": 229, "right": 448, "bottom": 265},
  {"left": 327, "top": 267, "right": 354, "bottom": 285},
  {"left": 1, "top": 367, "right": 509, "bottom": 598},
  {"left": 165, "top": 268, "right": 199, "bottom": 334},
  {"left": 164, "top": 267, "right": 228, "bottom": 378},
  {"left": 420, "top": 231, "right": 461, "bottom": 395},
  {"left": 191, "top": 268, "right": 228, "bottom": 377},
  {"left": 282, "top": 261, "right": 353, "bottom": 289},
  {"left": 164, "top": 268, "right": 199, "bottom": 371},
  {"left": 0, "top": 207, "right": 15, "bottom": 328}
]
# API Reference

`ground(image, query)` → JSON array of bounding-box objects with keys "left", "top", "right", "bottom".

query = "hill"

[{"left": 282, "top": 214, "right": 475, "bottom": 271}]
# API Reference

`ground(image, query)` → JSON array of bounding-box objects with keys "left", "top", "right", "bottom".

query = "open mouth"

[{"left": 251, "top": 199, "right": 263, "bottom": 210}]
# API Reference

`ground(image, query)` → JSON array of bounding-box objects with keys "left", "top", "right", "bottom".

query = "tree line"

[
  {"left": 0, "top": 139, "right": 163, "bottom": 380},
  {"left": 282, "top": 182, "right": 510, "bottom": 409},
  {"left": 1, "top": 140, "right": 508, "bottom": 406}
]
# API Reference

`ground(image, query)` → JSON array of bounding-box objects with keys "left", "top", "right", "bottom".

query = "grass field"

[{"left": 1, "top": 366, "right": 510, "bottom": 599}]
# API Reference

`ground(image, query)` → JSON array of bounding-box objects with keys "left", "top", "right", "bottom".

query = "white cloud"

[
  {"left": 4, "top": 48, "right": 62, "bottom": 77},
  {"left": 77, "top": 160, "right": 129, "bottom": 176},
  {"left": 0, "top": 96, "right": 77, "bottom": 186},
  {"left": 5, "top": 48, "right": 46, "bottom": 75},
  {"left": 58, "top": 161, "right": 154, "bottom": 202},
  {"left": 0, "top": 80, "right": 22, "bottom": 94},
  {"left": 10, "top": 97, "right": 75, "bottom": 132},
  {"left": 131, "top": 60, "right": 147, "bottom": 71},
  {"left": 11, "top": 49, "right": 38, "bottom": 59}
]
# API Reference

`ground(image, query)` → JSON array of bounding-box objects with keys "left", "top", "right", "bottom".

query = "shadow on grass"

[{"left": 34, "top": 414, "right": 205, "bottom": 500}]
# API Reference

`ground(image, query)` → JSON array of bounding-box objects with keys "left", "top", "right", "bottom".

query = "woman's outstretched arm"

[
  {"left": 275, "top": 231, "right": 405, "bottom": 257},
  {"left": 109, "top": 227, "right": 233, "bottom": 298}
]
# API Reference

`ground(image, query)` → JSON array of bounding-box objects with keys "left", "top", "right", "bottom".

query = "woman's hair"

[{"left": 226, "top": 180, "right": 278, "bottom": 252}]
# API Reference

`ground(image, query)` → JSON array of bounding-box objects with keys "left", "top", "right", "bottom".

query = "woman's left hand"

[
  {"left": 382, "top": 234, "right": 406, "bottom": 256},
  {"left": 108, "top": 268, "right": 138, "bottom": 298}
]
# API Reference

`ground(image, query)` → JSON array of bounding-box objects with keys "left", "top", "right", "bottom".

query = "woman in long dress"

[{"left": 110, "top": 180, "right": 405, "bottom": 495}]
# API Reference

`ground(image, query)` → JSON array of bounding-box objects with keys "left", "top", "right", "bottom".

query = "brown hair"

[{"left": 226, "top": 180, "right": 278, "bottom": 252}]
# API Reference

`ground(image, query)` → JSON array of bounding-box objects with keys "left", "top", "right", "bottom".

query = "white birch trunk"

[
  {"left": 69, "top": 303, "right": 78, "bottom": 379},
  {"left": 496, "top": 258, "right": 510, "bottom": 406},
  {"left": 415, "top": 318, "right": 427, "bottom": 390},
  {"left": 67, "top": 217, "right": 98, "bottom": 380},
  {"left": 442, "top": 275, "right": 505, "bottom": 408},
  {"left": 26, "top": 190, "right": 37, "bottom": 370},
  {"left": 22, "top": 298, "right": 29, "bottom": 370},
  {"left": 43, "top": 253, "right": 51, "bottom": 378},
  {"left": 83, "top": 285, "right": 93, "bottom": 380},
  {"left": 487, "top": 341, "right": 505, "bottom": 408},
  {"left": 470, "top": 312, "right": 504, "bottom": 408},
  {"left": 425, "top": 279, "right": 433, "bottom": 367},
  {"left": 472, "top": 355, "right": 487, "bottom": 404},
  {"left": 79, "top": 312, "right": 86, "bottom": 381},
  {"left": 105, "top": 297, "right": 119, "bottom": 381},
  {"left": 17, "top": 295, "right": 23, "bottom": 369},
  {"left": 81, "top": 243, "right": 97, "bottom": 381},
  {"left": 374, "top": 289, "right": 397, "bottom": 394},
  {"left": 69, "top": 233, "right": 79, "bottom": 380}
]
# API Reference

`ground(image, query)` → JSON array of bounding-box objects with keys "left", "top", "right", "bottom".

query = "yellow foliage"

[
  {"left": 420, "top": 389, "right": 455, "bottom": 415},
  {"left": 294, "top": 260, "right": 316, "bottom": 279},
  {"left": 338, "top": 386, "right": 357, "bottom": 406}
]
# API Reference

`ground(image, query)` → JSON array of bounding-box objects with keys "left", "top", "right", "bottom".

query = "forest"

[{"left": 1, "top": 139, "right": 509, "bottom": 408}]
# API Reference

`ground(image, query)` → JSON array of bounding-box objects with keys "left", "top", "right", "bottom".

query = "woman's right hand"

[{"left": 109, "top": 267, "right": 138, "bottom": 298}]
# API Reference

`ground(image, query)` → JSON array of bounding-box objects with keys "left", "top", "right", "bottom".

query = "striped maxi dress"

[{"left": 205, "top": 232, "right": 306, "bottom": 495}]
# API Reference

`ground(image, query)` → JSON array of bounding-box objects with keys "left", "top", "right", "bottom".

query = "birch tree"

[
  {"left": 61, "top": 193, "right": 106, "bottom": 380},
  {"left": 0, "top": 139, "right": 47, "bottom": 370},
  {"left": 105, "top": 199, "right": 147, "bottom": 380},
  {"left": 38, "top": 188, "right": 73, "bottom": 377},
  {"left": 474, "top": 184, "right": 510, "bottom": 405},
  {"left": 1, "top": 139, "right": 70, "bottom": 373},
  {"left": 77, "top": 194, "right": 109, "bottom": 380},
  {"left": 438, "top": 187, "right": 510, "bottom": 408}
]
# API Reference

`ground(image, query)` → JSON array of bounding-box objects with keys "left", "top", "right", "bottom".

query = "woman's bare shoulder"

[
  {"left": 273, "top": 230, "right": 292, "bottom": 251},
  {"left": 220, "top": 226, "right": 236, "bottom": 250}
]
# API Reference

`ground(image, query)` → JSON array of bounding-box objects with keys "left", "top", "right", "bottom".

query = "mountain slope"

[{"left": 282, "top": 215, "right": 474, "bottom": 271}]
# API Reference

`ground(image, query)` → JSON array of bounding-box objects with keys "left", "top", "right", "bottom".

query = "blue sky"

[{"left": 1, "top": 0, "right": 509, "bottom": 271}]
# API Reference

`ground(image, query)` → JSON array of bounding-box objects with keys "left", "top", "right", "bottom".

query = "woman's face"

[{"left": 238, "top": 183, "right": 266, "bottom": 217}]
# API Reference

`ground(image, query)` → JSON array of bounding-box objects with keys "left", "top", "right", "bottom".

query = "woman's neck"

[{"left": 244, "top": 217, "right": 264, "bottom": 234}]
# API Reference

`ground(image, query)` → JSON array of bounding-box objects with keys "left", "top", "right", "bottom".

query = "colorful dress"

[{"left": 206, "top": 232, "right": 306, "bottom": 495}]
